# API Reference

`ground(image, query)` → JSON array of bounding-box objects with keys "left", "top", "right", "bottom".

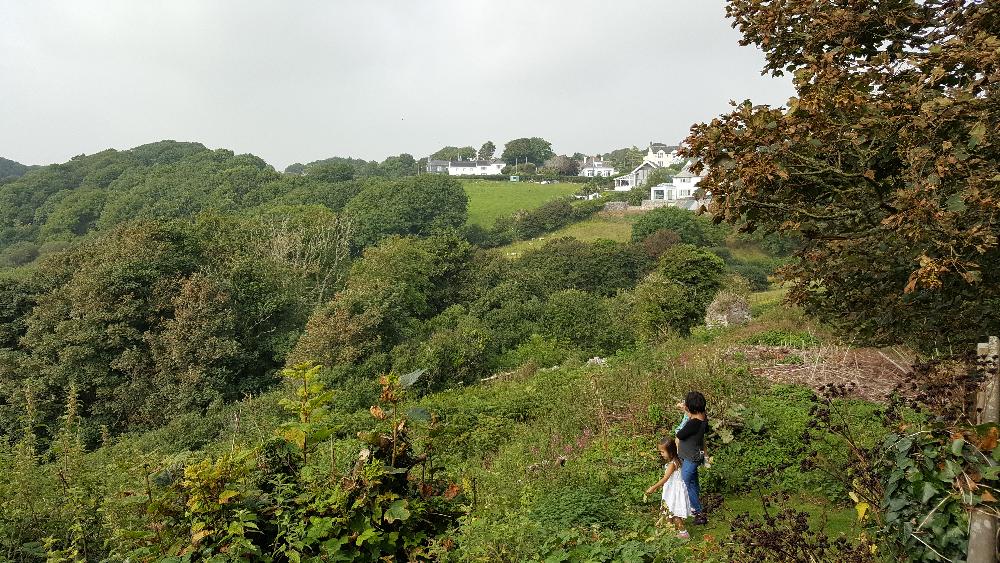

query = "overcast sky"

[{"left": 0, "top": 1, "right": 793, "bottom": 170}]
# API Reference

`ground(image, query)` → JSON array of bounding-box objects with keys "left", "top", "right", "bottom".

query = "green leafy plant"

[{"left": 743, "top": 330, "right": 820, "bottom": 349}]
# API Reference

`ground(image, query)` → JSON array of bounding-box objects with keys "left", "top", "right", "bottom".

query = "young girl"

[{"left": 644, "top": 438, "right": 692, "bottom": 538}]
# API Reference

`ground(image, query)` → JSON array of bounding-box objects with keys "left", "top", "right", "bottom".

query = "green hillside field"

[
  {"left": 461, "top": 179, "right": 580, "bottom": 227},
  {"left": 502, "top": 213, "right": 640, "bottom": 255}
]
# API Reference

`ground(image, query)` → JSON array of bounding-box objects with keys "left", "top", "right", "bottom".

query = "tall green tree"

[
  {"left": 343, "top": 175, "right": 468, "bottom": 250},
  {"left": 501, "top": 137, "right": 555, "bottom": 165},
  {"left": 309, "top": 161, "right": 355, "bottom": 182},
  {"left": 431, "top": 146, "right": 476, "bottom": 161},
  {"left": 684, "top": 0, "right": 1000, "bottom": 351},
  {"left": 541, "top": 155, "right": 579, "bottom": 176},
  {"left": 378, "top": 153, "right": 417, "bottom": 178},
  {"left": 603, "top": 147, "right": 643, "bottom": 174},
  {"left": 478, "top": 141, "right": 496, "bottom": 161}
]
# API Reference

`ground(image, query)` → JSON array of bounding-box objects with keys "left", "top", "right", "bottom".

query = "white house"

[
  {"left": 648, "top": 164, "right": 707, "bottom": 204},
  {"left": 643, "top": 142, "right": 684, "bottom": 168},
  {"left": 426, "top": 159, "right": 450, "bottom": 174},
  {"left": 614, "top": 161, "right": 659, "bottom": 191},
  {"left": 578, "top": 157, "right": 616, "bottom": 178},
  {"left": 446, "top": 160, "right": 505, "bottom": 176}
]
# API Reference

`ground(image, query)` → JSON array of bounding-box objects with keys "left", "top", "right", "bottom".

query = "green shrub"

[
  {"left": 517, "top": 238, "right": 651, "bottom": 297},
  {"left": 659, "top": 244, "right": 726, "bottom": 298},
  {"left": 532, "top": 485, "right": 623, "bottom": 529},
  {"left": 703, "top": 385, "right": 879, "bottom": 499},
  {"left": 730, "top": 259, "right": 773, "bottom": 291},
  {"left": 743, "top": 329, "right": 821, "bottom": 348},
  {"left": 541, "top": 289, "right": 619, "bottom": 355},
  {"left": 391, "top": 309, "right": 497, "bottom": 393},
  {"left": 631, "top": 206, "right": 728, "bottom": 247},
  {"left": 533, "top": 524, "right": 688, "bottom": 562},
  {"left": 0, "top": 241, "right": 39, "bottom": 267},
  {"left": 499, "top": 334, "right": 570, "bottom": 369}
]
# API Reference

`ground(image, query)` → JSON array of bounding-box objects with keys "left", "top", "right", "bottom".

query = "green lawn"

[
  {"left": 462, "top": 179, "right": 580, "bottom": 227},
  {"left": 502, "top": 213, "right": 640, "bottom": 255}
]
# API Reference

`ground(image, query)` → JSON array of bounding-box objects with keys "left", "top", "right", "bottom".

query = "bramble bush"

[{"left": 631, "top": 206, "right": 728, "bottom": 248}]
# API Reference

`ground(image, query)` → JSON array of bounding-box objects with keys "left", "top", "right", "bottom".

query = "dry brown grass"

[{"left": 728, "top": 344, "right": 915, "bottom": 402}]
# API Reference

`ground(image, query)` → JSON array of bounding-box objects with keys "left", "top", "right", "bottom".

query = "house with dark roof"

[
  {"left": 578, "top": 156, "right": 616, "bottom": 178},
  {"left": 613, "top": 161, "right": 659, "bottom": 191},
  {"left": 446, "top": 160, "right": 505, "bottom": 176},
  {"left": 643, "top": 142, "right": 684, "bottom": 168},
  {"left": 426, "top": 159, "right": 451, "bottom": 173},
  {"left": 425, "top": 158, "right": 505, "bottom": 175}
]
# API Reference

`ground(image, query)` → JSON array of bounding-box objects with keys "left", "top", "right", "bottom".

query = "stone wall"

[{"left": 640, "top": 199, "right": 672, "bottom": 210}]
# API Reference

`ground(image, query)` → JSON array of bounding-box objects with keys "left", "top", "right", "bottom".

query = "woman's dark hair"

[
  {"left": 684, "top": 391, "right": 706, "bottom": 414},
  {"left": 658, "top": 437, "right": 678, "bottom": 461}
]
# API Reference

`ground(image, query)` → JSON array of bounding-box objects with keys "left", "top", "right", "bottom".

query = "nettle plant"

[
  {"left": 113, "top": 364, "right": 466, "bottom": 562},
  {"left": 801, "top": 377, "right": 999, "bottom": 563}
]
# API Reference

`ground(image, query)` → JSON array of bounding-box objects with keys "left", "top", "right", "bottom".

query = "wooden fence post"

[{"left": 969, "top": 336, "right": 1000, "bottom": 562}]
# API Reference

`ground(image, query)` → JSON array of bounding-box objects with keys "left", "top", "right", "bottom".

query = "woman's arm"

[{"left": 675, "top": 418, "right": 700, "bottom": 440}]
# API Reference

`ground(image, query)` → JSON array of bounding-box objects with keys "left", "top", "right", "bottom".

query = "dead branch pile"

[{"left": 727, "top": 345, "right": 915, "bottom": 402}]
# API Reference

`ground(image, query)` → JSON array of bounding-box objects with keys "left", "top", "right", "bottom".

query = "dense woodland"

[{"left": 1, "top": 0, "right": 999, "bottom": 560}]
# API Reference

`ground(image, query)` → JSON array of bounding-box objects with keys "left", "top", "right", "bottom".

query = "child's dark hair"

[
  {"left": 684, "top": 391, "right": 706, "bottom": 414},
  {"left": 658, "top": 437, "right": 678, "bottom": 461}
]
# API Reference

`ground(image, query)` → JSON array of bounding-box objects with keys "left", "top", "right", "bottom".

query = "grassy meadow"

[
  {"left": 461, "top": 179, "right": 580, "bottom": 227},
  {"left": 503, "top": 213, "right": 640, "bottom": 255}
]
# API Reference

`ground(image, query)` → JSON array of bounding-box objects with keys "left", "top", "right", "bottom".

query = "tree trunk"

[{"left": 969, "top": 337, "right": 1000, "bottom": 562}]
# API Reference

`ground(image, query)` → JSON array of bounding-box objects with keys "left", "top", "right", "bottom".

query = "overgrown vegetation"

[{"left": 4, "top": 0, "right": 999, "bottom": 558}]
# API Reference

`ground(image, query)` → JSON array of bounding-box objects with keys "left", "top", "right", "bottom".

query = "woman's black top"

[{"left": 676, "top": 418, "right": 707, "bottom": 462}]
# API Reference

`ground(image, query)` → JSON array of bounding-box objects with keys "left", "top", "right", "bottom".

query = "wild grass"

[
  {"left": 67, "top": 281, "right": 867, "bottom": 560},
  {"left": 462, "top": 179, "right": 580, "bottom": 227},
  {"left": 502, "top": 213, "right": 640, "bottom": 255},
  {"left": 408, "top": 299, "right": 872, "bottom": 558}
]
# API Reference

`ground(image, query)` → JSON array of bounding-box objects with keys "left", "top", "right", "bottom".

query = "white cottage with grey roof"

[
  {"left": 446, "top": 160, "right": 505, "bottom": 176},
  {"left": 578, "top": 157, "right": 616, "bottom": 178},
  {"left": 644, "top": 142, "right": 684, "bottom": 168},
  {"left": 647, "top": 164, "right": 708, "bottom": 207}
]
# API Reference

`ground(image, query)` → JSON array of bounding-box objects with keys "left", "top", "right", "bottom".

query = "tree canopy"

[
  {"left": 603, "top": 147, "right": 643, "bottom": 174},
  {"left": 0, "top": 157, "right": 32, "bottom": 181},
  {"left": 431, "top": 146, "right": 477, "bottom": 161},
  {"left": 541, "top": 155, "right": 580, "bottom": 176},
  {"left": 684, "top": 0, "right": 999, "bottom": 351},
  {"left": 343, "top": 175, "right": 468, "bottom": 250},
  {"left": 478, "top": 141, "right": 496, "bottom": 160},
  {"left": 501, "top": 137, "right": 555, "bottom": 165}
]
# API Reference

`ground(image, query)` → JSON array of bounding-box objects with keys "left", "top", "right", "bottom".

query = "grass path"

[{"left": 462, "top": 179, "right": 579, "bottom": 227}]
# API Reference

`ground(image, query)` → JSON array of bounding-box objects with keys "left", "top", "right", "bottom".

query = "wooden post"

[{"left": 969, "top": 336, "right": 1000, "bottom": 562}]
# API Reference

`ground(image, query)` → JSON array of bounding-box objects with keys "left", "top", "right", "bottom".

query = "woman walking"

[{"left": 675, "top": 391, "right": 708, "bottom": 525}]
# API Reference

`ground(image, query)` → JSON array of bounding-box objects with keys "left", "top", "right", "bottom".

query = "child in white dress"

[{"left": 644, "top": 438, "right": 691, "bottom": 538}]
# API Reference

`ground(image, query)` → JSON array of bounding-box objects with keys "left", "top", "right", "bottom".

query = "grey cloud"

[{"left": 0, "top": 0, "right": 792, "bottom": 169}]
